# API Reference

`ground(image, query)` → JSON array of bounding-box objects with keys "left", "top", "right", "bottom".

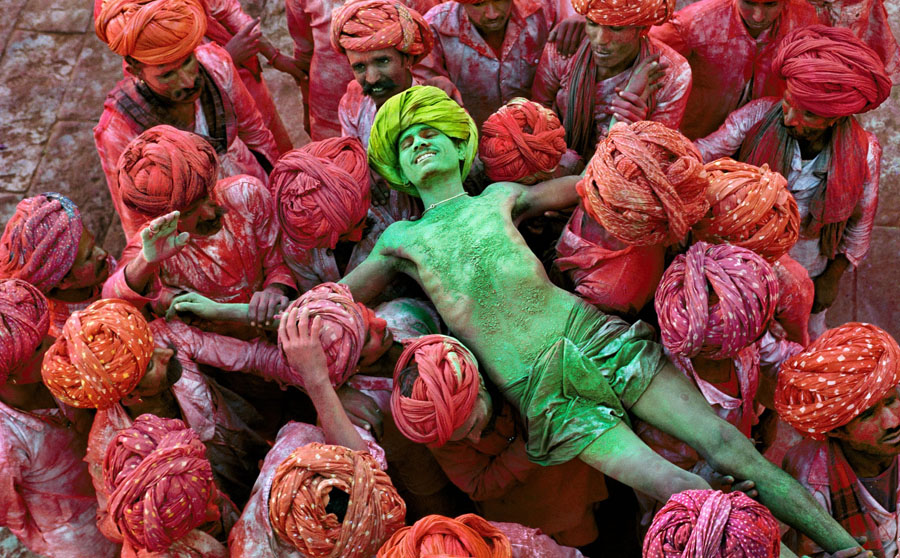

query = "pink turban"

[
  {"left": 104, "top": 414, "right": 219, "bottom": 552},
  {"left": 479, "top": 98, "right": 567, "bottom": 184},
  {"left": 117, "top": 125, "right": 218, "bottom": 219},
  {"left": 96, "top": 0, "right": 207, "bottom": 65},
  {"left": 578, "top": 121, "right": 709, "bottom": 247},
  {"left": 644, "top": 490, "right": 780, "bottom": 558},
  {"left": 0, "top": 279, "right": 49, "bottom": 385},
  {"left": 655, "top": 242, "right": 778, "bottom": 360},
  {"left": 773, "top": 25, "right": 892, "bottom": 118},
  {"left": 270, "top": 149, "right": 370, "bottom": 251},
  {"left": 0, "top": 193, "right": 83, "bottom": 291},
  {"left": 572, "top": 0, "right": 674, "bottom": 27},
  {"left": 331, "top": 0, "right": 433, "bottom": 64},
  {"left": 391, "top": 334, "right": 481, "bottom": 447},
  {"left": 300, "top": 136, "right": 372, "bottom": 189}
]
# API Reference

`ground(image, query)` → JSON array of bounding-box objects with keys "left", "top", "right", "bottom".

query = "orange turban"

[
  {"left": 479, "top": 98, "right": 567, "bottom": 184},
  {"left": 391, "top": 334, "right": 481, "bottom": 447},
  {"left": 578, "top": 121, "right": 709, "bottom": 247},
  {"left": 300, "top": 136, "right": 373, "bottom": 189},
  {"left": 776, "top": 322, "right": 900, "bottom": 439},
  {"left": 271, "top": 149, "right": 370, "bottom": 251},
  {"left": 104, "top": 414, "right": 219, "bottom": 552},
  {"left": 693, "top": 159, "right": 799, "bottom": 263},
  {"left": 268, "top": 442, "right": 406, "bottom": 558},
  {"left": 378, "top": 514, "right": 512, "bottom": 558},
  {"left": 572, "top": 0, "right": 674, "bottom": 27},
  {"left": 117, "top": 125, "right": 217, "bottom": 219},
  {"left": 95, "top": 0, "right": 207, "bottom": 65},
  {"left": 281, "top": 283, "right": 368, "bottom": 386},
  {"left": 331, "top": 0, "right": 433, "bottom": 64},
  {"left": 42, "top": 299, "right": 153, "bottom": 409},
  {"left": 773, "top": 25, "right": 892, "bottom": 118},
  {"left": 0, "top": 279, "right": 49, "bottom": 385},
  {"left": 0, "top": 193, "right": 83, "bottom": 292}
]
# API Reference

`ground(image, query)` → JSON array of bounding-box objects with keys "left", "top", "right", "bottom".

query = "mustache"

[
  {"left": 171, "top": 77, "right": 203, "bottom": 102},
  {"left": 362, "top": 78, "right": 397, "bottom": 96}
]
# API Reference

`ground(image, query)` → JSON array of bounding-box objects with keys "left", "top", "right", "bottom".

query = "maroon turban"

[
  {"left": 331, "top": 0, "right": 433, "bottom": 65},
  {"left": 0, "top": 279, "right": 49, "bottom": 385},
  {"left": 300, "top": 136, "right": 372, "bottom": 189},
  {"left": 773, "top": 25, "right": 892, "bottom": 118}
]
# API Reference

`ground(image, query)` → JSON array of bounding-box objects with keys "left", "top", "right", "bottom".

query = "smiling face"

[
  {"left": 463, "top": 0, "right": 513, "bottom": 35},
  {"left": 129, "top": 52, "right": 203, "bottom": 104},
  {"left": 736, "top": 0, "right": 783, "bottom": 37},
  {"left": 397, "top": 124, "right": 466, "bottom": 188},
  {"left": 584, "top": 20, "right": 644, "bottom": 74},
  {"left": 346, "top": 48, "right": 413, "bottom": 109},
  {"left": 829, "top": 387, "right": 900, "bottom": 458}
]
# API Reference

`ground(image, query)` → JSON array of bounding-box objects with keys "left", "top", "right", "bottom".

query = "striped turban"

[
  {"left": 578, "top": 121, "right": 709, "bottom": 247},
  {"left": 773, "top": 25, "right": 892, "bottom": 118},
  {"left": 331, "top": 0, "right": 433, "bottom": 64},
  {"left": 0, "top": 193, "right": 83, "bottom": 292},
  {"left": 300, "top": 136, "right": 373, "bottom": 188},
  {"left": 0, "top": 279, "right": 49, "bottom": 385},
  {"left": 776, "top": 322, "right": 900, "bottom": 439},
  {"left": 693, "top": 159, "right": 799, "bottom": 263},
  {"left": 479, "top": 98, "right": 567, "bottom": 184},
  {"left": 369, "top": 85, "right": 478, "bottom": 195},
  {"left": 268, "top": 442, "right": 406, "bottom": 558},
  {"left": 95, "top": 0, "right": 207, "bottom": 65},
  {"left": 41, "top": 299, "right": 153, "bottom": 409},
  {"left": 104, "top": 414, "right": 219, "bottom": 552},
  {"left": 655, "top": 242, "right": 779, "bottom": 360},
  {"left": 117, "top": 125, "right": 217, "bottom": 219},
  {"left": 391, "top": 334, "right": 481, "bottom": 447},
  {"left": 572, "top": 0, "right": 675, "bottom": 27},
  {"left": 644, "top": 490, "right": 780, "bottom": 558},
  {"left": 378, "top": 514, "right": 512, "bottom": 558}
]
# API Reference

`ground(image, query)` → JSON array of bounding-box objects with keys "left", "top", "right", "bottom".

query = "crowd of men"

[{"left": 0, "top": 0, "right": 898, "bottom": 555}]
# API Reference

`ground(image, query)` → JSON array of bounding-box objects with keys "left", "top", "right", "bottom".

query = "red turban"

[
  {"left": 572, "top": 0, "right": 674, "bottom": 26},
  {"left": 776, "top": 322, "right": 900, "bottom": 439},
  {"left": 391, "top": 334, "right": 481, "bottom": 447},
  {"left": 95, "top": 0, "right": 207, "bottom": 65},
  {"left": 655, "top": 242, "right": 778, "bottom": 360},
  {"left": 0, "top": 193, "right": 83, "bottom": 292},
  {"left": 578, "top": 121, "right": 709, "bottom": 247},
  {"left": 104, "top": 414, "right": 219, "bottom": 552},
  {"left": 773, "top": 25, "right": 892, "bottom": 118},
  {"left": 479, "top": 98, "right": 567, "bottom": 185},
  {"left": 331, "top": 0, "right": 433, "bottom": 64},
  {"left": 268, "top": 442, "right": 406, "bottom": 558},
  {"left": 644, "top": 490, "right": 780, "bottom": 558},
  {"left": 270, "top": 149, "right": 370, "bottom": 251},
  {"left": 42, "top": 299, "right": 153, "bottom": 409},
  {"left": 377, "top": 514, "right": 512, "bottom": 558},
  {"left": 281, "top": 283, "right": 367, "bottom": 386},
  {"left": 300, "top": 136, "right": 372, "bottom": 189},
  {"left": 0, "top": 279, "right": 49, "bottom": 385},
  {"left": 693, "top": 159, "right": 799, "bottom": 263},
  {"left": 117, "top": 125, "right": 217, "bottom": 219}
]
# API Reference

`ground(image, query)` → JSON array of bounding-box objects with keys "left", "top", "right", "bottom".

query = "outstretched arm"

[
  {"left": 510, "top": 175, "right": 582, "bottom": 223},
  {"left": 339, "top": 233, "right": 400, "bottom": 304}
]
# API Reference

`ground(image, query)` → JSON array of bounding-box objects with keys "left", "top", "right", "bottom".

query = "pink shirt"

[{"left": 416, "top": 0, "right": 558, "bottom": 128}]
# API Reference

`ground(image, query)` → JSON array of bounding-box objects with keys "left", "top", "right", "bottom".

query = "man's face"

[
  {"left": 736, "top": 0, "right": 783, "bottom": 35},
  {"left": 781, "top": 90, "right": 840, "bottom": 143},
  {"left": 133, "top": 53, "right": 203, "bottom": 104},
  {"left": 347, "top": 48, "right": 413, "bottom": 109},
  {"left": 449, "top": 384, "right": 493, "bottom": 444},
  {"left": 584, "top": 20, "right": 644, "bottom": 71},
  {"left": 397, "top": 124, "right": 464, "bottom": 186},
  {"left": 123, "top": 346, "right": 183, "bottom": 405},
  {"left": 56, "top": 228, "right": 110, "bottom": 292},
  {"left": 830, "top": 388, "right": 900, "bottom": 458},
  {"left": 177, "top": 196, "right": 225, "bottom": 237},
  {"left": 463, "top": 0, "right": 513, "bottom": 34}
]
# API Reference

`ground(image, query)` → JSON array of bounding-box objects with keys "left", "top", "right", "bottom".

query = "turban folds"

[
  {"left": 42, "top": 299, "right": 153, "bottom": 409},
  {"left": 572, "top": 0, "right": 674, "bottom": 27},
  {"left": 117, "top": 125, "right": 217, "bottom": 219},
  {"left": 693, "top": 159, "right": 799, "bottom": 263},
  {"left": 776, "top": 322, "right": 900, "bottom": 439},
  {"left": 331, "top": 0, "right": 433, "bottom": 64},
  {"left": 281, "top": 283, "right": 367, "bottom": 386},
  {"left": 0, "top": 193, "right": 83, "bottom": 292},
  {"left": 300, "top": 136, "right": 373, "bottom": 189},
  {"left": 95, "top": 0, "right": 207, "bottom": 65},
  {"left": 655, "top": 242, "right": 778, "bottom": 360},
  {"left": 268, "top": 442, "right": 406, "bottom": 558},
  {"left": 391, "top": 334, "right": 481, "bottom": 447},
  {"left": 271, "top": 149, "right": 370, "bottom": 251},
  {"left": 644, "top": 490, "right": 780, "bottom": 558},
  {"left": 479, "top": 98, "right": 567, "bottom": 184},
  {"left": 578, "top": 121, "right": 709, "bottom": 247},
  {"left": 104, "top": 414, "right": 219, "bottom": 552},
  {"left": 369, "top": 85, "right": 478, "bottom": 195},
  {"left": 0, "top": 279, "right": 49, "bottom": 385},
  {"left": 773, "top": 25, "right": 892, "bottom": 118},
  {"left": 377, "top": 514, "right": 512, "bottom": 558}
]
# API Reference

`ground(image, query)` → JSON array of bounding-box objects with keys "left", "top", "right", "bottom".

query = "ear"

[
  {"left": 124, "top": 56, "right": 143, "bottom": 79},
  {"left": 456, "top": 139, "right": 467, "bottom": 161}
]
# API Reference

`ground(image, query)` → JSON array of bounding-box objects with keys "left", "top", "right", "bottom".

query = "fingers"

[
  {"left": 309, "top": 314, "right": 323, "bottom": 340},
  {"left": 262, "top": 294, "right": 286, "bottom": 327},
  {"left": 732, "top": 480, "right": 758, "bottom": 498}
]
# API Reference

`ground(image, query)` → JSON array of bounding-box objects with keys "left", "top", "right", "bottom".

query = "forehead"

[
  {"left": 143, "top": 53, "right": 193, "bottom": 76},
  {"left": 398, "top": 123, "right": 440, "bottom": 145},
  {"left": 346, "top": 47, "right": 403, "bottom": 64}
]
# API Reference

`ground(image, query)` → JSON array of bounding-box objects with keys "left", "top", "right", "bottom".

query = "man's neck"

[
  {"left": 794, "top": 125, "right": 834, "bottom": 160},
  {"left": 137, "top": 80, "right": 196, "bottom": 127},
  {"left": 417, "top": 174, "right": 467, "bottom": 211},
  {"left": 596, "top": 49, "right": 641, "bottom": 82},
  {"left": 839, "top": 441, "right": 897, "bottom": 479},
  {"left": 49, "top": 285, "right": 97, "bottom": 304},
  {"left": 477, "top": 25, "right": 508, "bottom": 57},
  {"left": 0, "top": 381, "right": 58, "bottom": 412}
]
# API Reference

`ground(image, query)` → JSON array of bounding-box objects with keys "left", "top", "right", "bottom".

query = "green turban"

[{"left": 368, "top": 85, "right": 478, "bottom": 196}]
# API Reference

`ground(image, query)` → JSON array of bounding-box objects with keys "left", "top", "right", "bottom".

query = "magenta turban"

[{"left": 0, "top": 278, "right": 49, "bottom": 384}]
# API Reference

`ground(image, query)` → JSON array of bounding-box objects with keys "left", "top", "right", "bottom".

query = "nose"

[
  {"left": 783, "top": 106, "right": 801, "bottom": 127},
  {"left": 157, "top": 347, "right": 175, "bottom": 368},
  {"left": 750, "top": 6, "right": 765, "bottom": 22},
  {"left": 365, "top": 65, "right": 380, "bottom": 85},
  {"left": 199, "top": 201, "right": 218, "bottom": 220},
  {"left": 411, "top": 134, "right": 432, "bottom": 151},
  {"left": 879, "top": 405, "right": 900, "bottom": 431},
  {"left": 594, "top": 26, "right": 613, "bottom": 46},
  {"left": 94, "top": 245, "right": 108, "bottom": 263},
  {"left": 485, "top": 2, "right": 499, "bottom": 18},
  {"left": 177, "top": 68, "right": 195, "bottom": 90}
]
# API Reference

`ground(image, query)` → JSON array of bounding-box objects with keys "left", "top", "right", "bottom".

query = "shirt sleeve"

[
  {"left": 0, "top": 434, "right": 28, "bottom": 533},
  {"left": 430, "top": 437, "right": 538, "bottom": 501},
  {"left": 245, "top": 181, "right": 297, "bottom": 291},
  {"left": 205, "top": 0, "right": 255, "bottom": 35},
  {"left": 647, "top": 45, "right": 692, "bottom": 130},
  {"left": 93, "top": 108, "right": 135, "bottom": 221},
  {"left": 101, "top": 240, "right": 163, "bottom": 308},
  {"left": 413, "top": 20, "right": 451, "bottom": 82},
  {"left": 694, "top": 98, "right": 776, "bottom": 162},
  {"left": 531, "top": 41, "right": 563, "bottom": 109},
  {"left": 284, "top": 0, "right": 315, "bottom": 61},
  {"left": 836, "top": 133, "right": 880, "bottom": 266},
  {"left": 648, "top": 18, "right": 690, "bottom": 57}
]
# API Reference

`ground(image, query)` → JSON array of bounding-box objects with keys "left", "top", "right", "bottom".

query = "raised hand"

[
  {"left": 140, "top": 211, "right": 190, "bottom": 264},
  {"left": 225, "top": 19, "right": 262, "bottom": 66},
  {"left": 624, "top": 53, "right": 668, "bottom": 99},
  {"left": 248, "top": 285, "right": 290, "bottom": 327},
  {"left": 278, "top": 306, "right": 331, "bottom": 390},
  {"left": 548, "top": 16, "right": 586, "bottom": 57}
]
